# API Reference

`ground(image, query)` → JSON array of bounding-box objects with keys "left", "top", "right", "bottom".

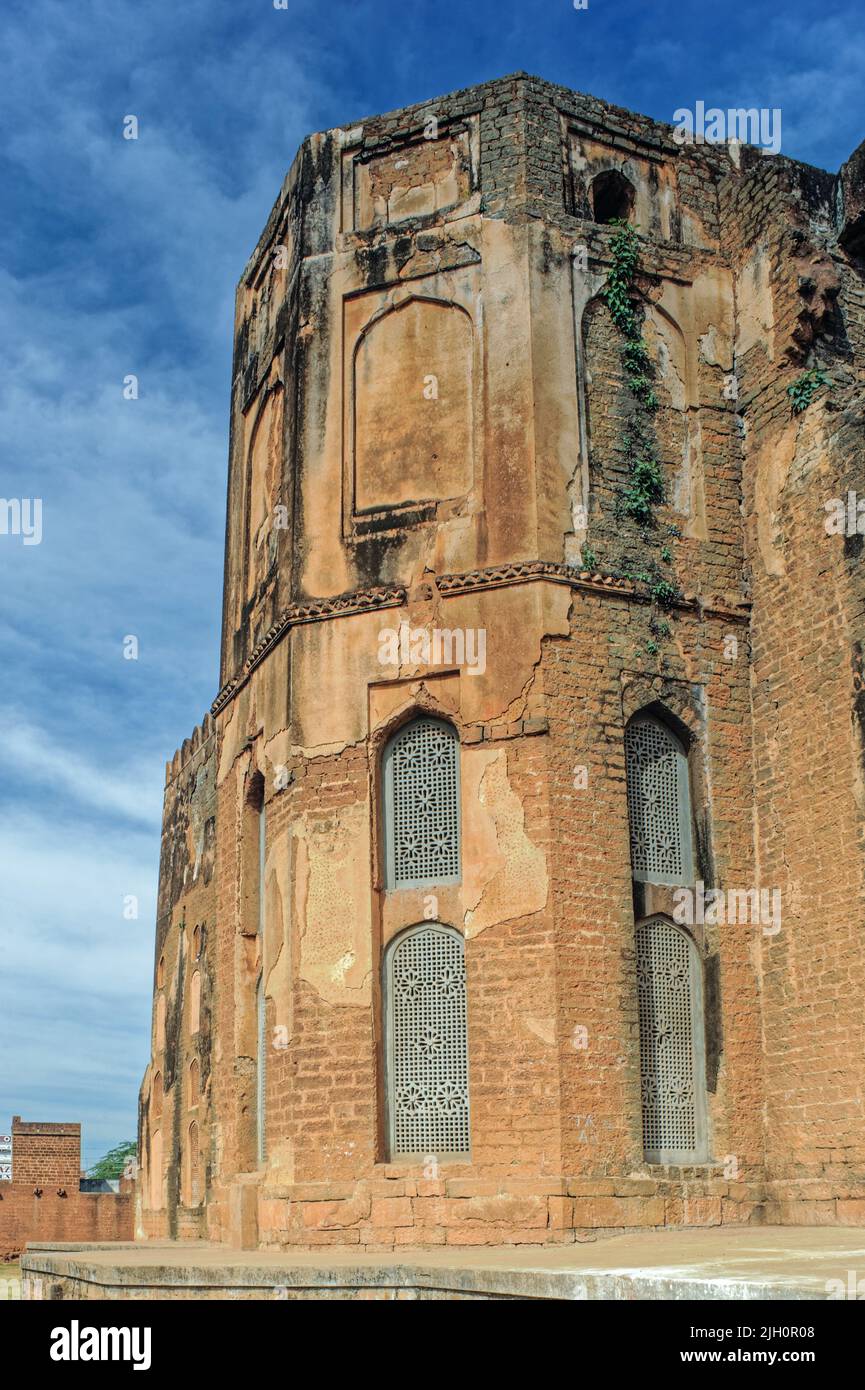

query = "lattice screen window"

[
  {"left": 625, "top": 716, "right": 693, "bottom": 885},
  {"left": 636, "top": 916, "right": 707, "bottom": 1162},
  {"left": 256, "top": 975, "right": 267, "bottom": 1166},
  {"left": 385, "top": 924, "right": 470, "bottom": 1158},
  {"left": 383, "top": 717, "right": 461, "bottom": 889}
]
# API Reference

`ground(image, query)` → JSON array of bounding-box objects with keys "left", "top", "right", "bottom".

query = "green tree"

[{"left": 88, "top": 1140, "right": 137, "bottom": 1180}]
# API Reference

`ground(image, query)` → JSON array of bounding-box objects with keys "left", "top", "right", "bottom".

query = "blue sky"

[{"left": 0, "top": 0, "right": 862, "bottom": 1170}]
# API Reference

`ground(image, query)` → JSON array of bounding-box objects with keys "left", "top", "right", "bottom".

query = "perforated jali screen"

[
  {"left": 387, "top": 719, "right": 460, "bottom": 887},
  {"left": 387, "top": 926, "right": 469, "bottom": 1157},
  {"left": 636, "top": 917, "right": 699, "bottom": 1158},
  {"left": 625, "top": 718, "right": 686, "bottom": 882}
]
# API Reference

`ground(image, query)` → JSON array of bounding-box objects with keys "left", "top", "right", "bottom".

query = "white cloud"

[{"left": 0, "top": 710, "right": 164, "bottom": 827}]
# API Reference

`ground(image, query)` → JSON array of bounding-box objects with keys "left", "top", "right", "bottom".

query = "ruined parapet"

[{"left": 164, "top": 711, "right": 216, "bottom": 787}]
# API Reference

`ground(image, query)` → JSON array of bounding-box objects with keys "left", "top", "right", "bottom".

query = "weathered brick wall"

[
  {"left": 0, "top": 1183, "right": 133, "bottom": 1259},
  {"left": 11, "top": 1119, "right": 81, "bottom": 1188},
  {"left": 139, "top": 73, "right": 865, "bottom": 1249},
  {"left": 138, "top": 718, "right": 216, "bottom": 1240},
  {"left": 722, "top": 147, "right": 865, "bottom": 1216},
  {"left": 542, "top": 588, "right": 765, "bottom": 1227}
]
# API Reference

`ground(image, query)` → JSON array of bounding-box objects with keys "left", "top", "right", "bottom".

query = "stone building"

[{"left": 137, "top": 73, "right": 865, "bottom": 1249}]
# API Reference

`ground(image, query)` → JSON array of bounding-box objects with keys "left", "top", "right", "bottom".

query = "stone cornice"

[{"left": 210, "top": 561, "right": 751, "bottom": 716}]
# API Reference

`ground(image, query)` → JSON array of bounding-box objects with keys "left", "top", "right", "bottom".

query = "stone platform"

[{"left": 20, "top": 1226, "right": 865, "bottom": 1300}]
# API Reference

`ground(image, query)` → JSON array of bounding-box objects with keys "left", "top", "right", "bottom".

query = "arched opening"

[
  {"left": 636, "top": 916, "right": 708, "bottom": 1162},
  {"left": 624, "top": 712, "right": 694, "bottom": 885},
  {"left": 591, "top": 169, "right": 636, "bottom": 225},
  {"left": 256, "top": 974, "right": 267, "bottom": 1166},
  {"left": 188, "top": 1057, "right": 199, "bottom": 1108},
  {"left": 384, "top": 923, "right": 470, "bottom": 1160},
  {"left": 149, "top": 1129, "right": 163, "bottom": 1210},
  {"left": 353, "top": 297, "right": 474, "bottom": 513},
  {"left": 246, "top": 768, "right": 265, "bottom": 813},
  {"left": 243, "top": 386, "right": 283, "bottom": 602},
  {"left": 184, "top": 1121, "right": 201, "bottom": 1207},
  {"left": 189, "top": 971, "right": 201, "bottom": 1035},
  {"left": 151, "top": 1071, "right": 163, "bottom": 1120},
  {"left": 238, "top": 763, "right": 266, "bottom": 1172},
  {"left": 382, "top": 716, "right": 461, "bottom": 889}
]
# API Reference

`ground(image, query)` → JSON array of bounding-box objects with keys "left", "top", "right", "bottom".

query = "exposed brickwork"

[
  {"left": 139, "top": 73, "right": 865, "bottom": 1250},
  {"left": 720, "top": 147, "right": 865, "bottom": 1204},
  {"left": 0, "top": 1120, "right": 132, "bottom": 1257},
  {"left": 11, "top": 1117, "right": 81, "bottom": 1188},
  {"left": 138, "top": 720, "right": 217, "bottom": 1239},
  {"left": 0, "top": 1184, "right": 133, "bottom": 1259}
]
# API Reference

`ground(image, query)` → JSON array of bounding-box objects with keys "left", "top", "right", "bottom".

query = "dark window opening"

[{"left": 591, "top": 169, "right": 636, "bottom": 225}]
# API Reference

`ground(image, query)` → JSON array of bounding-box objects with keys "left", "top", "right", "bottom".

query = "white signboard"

[{"left": 0, "top": 1135, "right": 11, "bottom": 1182}]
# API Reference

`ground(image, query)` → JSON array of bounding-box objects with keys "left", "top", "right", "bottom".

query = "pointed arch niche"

[
  {"left": 343, "top": 270, "right": 481, "bottom": 534},
  {"left": 635, "top": 915, "right": 708, "bottom": 1163},
  {"left": 383, "top": 922, "right": 470, "bottom": 1160},
  {"left": 241, "top": 377, "right": 284, "bottom": 604},
  {"left": 574, "top": 280, "right": 708, "bottom": 549}
]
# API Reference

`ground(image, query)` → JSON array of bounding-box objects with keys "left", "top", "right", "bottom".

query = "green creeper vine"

[
  {"left": 601, "top": 220, "right": 681, "bottom": 656},
  {"left": 603, "top": 222, "right": 667, "bottom": 528},
  {"left": 787, "top": 366, "right": 829, "bottom": 414}
]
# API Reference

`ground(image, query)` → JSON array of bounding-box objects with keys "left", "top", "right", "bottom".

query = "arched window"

[
  {"left": 184, "top": 1121, "right": 200, "bottom": 1207},
  {"left": 625, "top": 714, "right": 693, "bottom": 885},
  {"left": 151, "top": 1071, "right": 163, "bottom": 1120},
  {"left": 636, "top": 916, "right": 708, "bottom": 1162},
  {"left": 156, "top": 955, "right": 165, "bottom": 989},
  {"left": 188, "top": 1058, "right": 199, "bottom": 1108},
  {"left": 256, "top": 975, "right": 267, "bottom": 1166},
  {"left": 155, "top": 995, "right": 166, "bottom": 1052},
  {"left": 189, "top": 971, "right": 201, "bottom": 1035},
  {"left": 192, "top": 924, "right": 202, "bottom": 960},
  {"left": 591, "top": 169, "right": 636, "bottom": 224},
  {"left": 243, "top": 766, "right": 267, "bottom": 1169},
  {"left": 382, "top": 717, "right": 460, "bottom": 889},
  {"left": 384, "top": 923, "right": 469, "bottom": 1159},
  {"left": 149, "top": 1129, "right": 163, "bottom": 1211}
]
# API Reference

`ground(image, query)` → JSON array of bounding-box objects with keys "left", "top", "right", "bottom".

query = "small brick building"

[
  {"left": 11, "top": 1117, "right": 84, "bottom": 1189},
  {"left": 138, "top": 73, "right": 865, "bottom": 1250},
  {"left": 0, "top": 1118, "right": 133, "bottom": 1257}
]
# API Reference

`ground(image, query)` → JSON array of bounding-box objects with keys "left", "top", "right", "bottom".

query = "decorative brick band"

[
  {"left": 210, "top": 563, "right": 751, "bottom": 716},
  {"left": 211, "top": 584, "right": 407, "bottom": 714}
]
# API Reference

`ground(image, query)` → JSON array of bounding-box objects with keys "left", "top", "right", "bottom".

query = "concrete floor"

[{"left": 20, "top": 1227, "right": 865, "bottom": 1299}]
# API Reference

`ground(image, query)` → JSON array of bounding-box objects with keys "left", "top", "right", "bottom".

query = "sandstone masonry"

[{"left": 137, "top": 73, "right": 865, "bottom": 1250}]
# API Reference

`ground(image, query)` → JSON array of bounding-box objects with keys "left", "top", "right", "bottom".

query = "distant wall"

[
  {"left": 0, "top": 1180, "right": 134, "bottom": 1257},
  {"left": 11, "top": 1117, "right": 81, "bottom": 1188}
]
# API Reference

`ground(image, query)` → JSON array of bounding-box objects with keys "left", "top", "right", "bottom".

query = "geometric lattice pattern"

[
  {"left": 636, "top": 917, "right": 698, "bottom": 1158},
  {"left": 256, "top": 976, "right": 267, "bottom": 1166},
  {"left": 387, "top": 925, "right": 469, "bottom": 1157},
  {"left": 387, "top": 718, "right": 460, "bottom": 888},
  {"left": 625, "top": 717, "right": 686, "bottom": 882}
]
